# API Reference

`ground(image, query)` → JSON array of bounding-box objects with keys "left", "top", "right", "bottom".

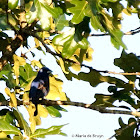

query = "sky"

[{"left": 0, "top": 5, "right": 140, "bottom": 140}]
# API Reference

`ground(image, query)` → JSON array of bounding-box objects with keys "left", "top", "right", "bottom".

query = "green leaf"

[
  {"left": 30, "top": 125, "right": 67, "bottom": 138},
  {"left": 110, "top": 29, "right": 126, "bottom": 49},
  {"left": 0, "top": 0, "right": 7, "bottom": 10},
  {"left": 93, "top": 88, "right": 135, "bottom": 108},
  {"left": 93, "top": 94, "right": 115, "bottom": 107},
  {"left": 0, "top": 13, "right": 17, "bottom": 31},
  {"left": 46, "top": 106, "right": 62, "bottom": 118},
  {"left": 0, "top": 109, "right": 10, "bottom": 117},
  {"left": 25, "top": 2, "right": 37, "bottom": 24},
  {"left": 8, "top": 0, "right": 19, "bottom": 10},
  {"left": 78, "top": 69, "right": 134, "bottom": 91},
  {"left": 115, "top": 118, "right": 136, "bottom": 140},
  {"left": 78, "top": 70, "right": 103, "bottom": 87},
  {"left": 114, "top": 51, "right": 140, "bottom": 81},
  {"left": 19, "top": 63, "right": 37, "bottom": 89},
  {"left": 0, "top": 32, "right": 9, "bottom": 38},
  {"left": 0, "top": 110, "right": 16, "bottom": 129},
  {"left": 0, "top": 93, "right": 6, "bottom": 102},
  {"left": 26, "top": 0, "right": 62, "bottom": 30},
  {"left": 53, "top": 28, "right": 89, "bottom": 58},
  {"left": 53, "top": 105, "right": 68, "bottom": 112},
  {"left": 118, "top": 117, "right": 126, "bottom": 128},
  {"left": 100, "top": 9, "right": 126, "bottom": 49},
  {"left": 5, "top": 112, "right": 15, "bottom": 125},
  {"left": 0, "top": 120, "right": 21, "bottom": 135},
  {"left": 0, "top": 14, "right": 10, "bottom": 30},
  {"left": 85, "top": 0, "right": 105, "bottom": 32},
  {"left": 36, "top": 1, "right": 62, "bottom": 18},
  {"left": 55, "top": 15, "right": 69, "bottom": 31},
  {"left": 13, "top": 135, "right": 24, "bottom": 140},
  {"left": 112, "top": 89, "right": 135, "bottom": 106},
  {"left": 86, "top": 0, "right": 126, "bottom": 49},
  {"left": 67, "top": 0, "right": 88, "bottom": 24},
  {"left": 13, "top": 109, "right": 31, "bottom": 137},
  {"left": 0, "top": 64, "right": 16, "bottom": 89}
]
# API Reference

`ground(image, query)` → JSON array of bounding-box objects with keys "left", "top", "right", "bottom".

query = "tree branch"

[
  {"left": 40, "top": 27, "right": 140, "bottom": 37},
  {"left": 124, "top": 27, "right": 140, "bottom": 35},
  {"left": 81, "top": 64, "right": 140, "bottom": 76},
  {"left": 1, "top": 99, "right": 140, "bottom": 117},
  {"left": 23, "top": 30, "right": 80, "bottom": 65},
  {"left": 108, "top": 121, "right": 137, "bottom": 140},
  {"left": 0, "top": 34, "right": 23, "bottom": 71},
  {"left": 22, "top": 30, "right": 140, "bottom": 77},
  {"left": 89, "top": 27, "right": 140, "bottom": 36},
  {"left": 134, "top": 118, "right": 140, "bottom": 138}
]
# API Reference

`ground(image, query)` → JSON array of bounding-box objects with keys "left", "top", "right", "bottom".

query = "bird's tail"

[{"left": 34, "top": 103, "right": 38, "bottom": 116}]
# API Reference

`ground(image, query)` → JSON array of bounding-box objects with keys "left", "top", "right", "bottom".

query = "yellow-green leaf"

[
  {"left": 0, "top": 120, "right": 21, "bottom": 135},
  {"left": 23, "top": 76, "right": 36, "bottom": 92},
  {"left": 5, "top": 88, "right": 17, "bottom": 108},
  {"left": 13, "top": 55, "right": 26, "bottom": 85},
  {"left": 13, "top": 109, "right": 31, "bottom": 137},
  {"left": 47, "top": 76, "right": 67, "bottom": 101},
  {"left": 31, "top": 60, "right": 43, "bottom": 68},
  {"left": 57, "top": 58, "right": 69, "bottom": 74},
  {"left": 38, "top": 105, "right": 48, "bottom": 118}
]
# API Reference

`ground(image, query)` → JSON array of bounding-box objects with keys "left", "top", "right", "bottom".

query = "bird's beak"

[{"left": 47, "top": 70, "right": 52, "bottom": 74}]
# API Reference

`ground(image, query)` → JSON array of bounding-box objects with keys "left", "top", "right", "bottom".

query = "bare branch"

[
  {"left": 41, "top": 100, "right": 140, "bottom": 117},
  {"left": 1, "top": 99, "right": 140, "bottom": 117}
]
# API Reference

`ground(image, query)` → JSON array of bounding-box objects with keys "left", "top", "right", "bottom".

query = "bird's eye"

[{"left": 40, "top": 69, "right": 43, "bottom": 73}]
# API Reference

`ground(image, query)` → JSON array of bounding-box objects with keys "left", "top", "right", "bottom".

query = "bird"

[{"left": 29, "top": 67, "right": 52, "bottom": 116}]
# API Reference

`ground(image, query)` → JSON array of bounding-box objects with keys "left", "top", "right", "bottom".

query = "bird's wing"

[
  {"left": 38, "top": 80, "right": 48, "bottom": 96},
  {"left": 29, "top": 79, "right": 48, "bottom": 98},
  {"left": 29, "top": 81, "right": 40, "bottom": 98}
]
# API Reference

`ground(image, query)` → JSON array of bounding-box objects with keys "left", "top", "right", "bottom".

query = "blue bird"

[{"left": 29, "top": 67, "right": 52, "bottom": 116}]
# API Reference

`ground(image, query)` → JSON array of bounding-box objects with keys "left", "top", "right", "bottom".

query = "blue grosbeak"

[{"left": 29, "top": 67, "right": 52, "bottom": 116}]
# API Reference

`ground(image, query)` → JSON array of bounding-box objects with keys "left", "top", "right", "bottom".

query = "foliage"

[{"left": 0, "top": 0, "right": 140, "bottom": 139}]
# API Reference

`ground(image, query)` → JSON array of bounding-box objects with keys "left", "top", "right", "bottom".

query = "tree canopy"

[{"left": 0, "top": 0, "right": 140, "bottom": 139}]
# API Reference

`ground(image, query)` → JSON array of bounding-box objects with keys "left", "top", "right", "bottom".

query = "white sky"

[{"left": 0, "top": 7, "right": 140, "bottom": 140}]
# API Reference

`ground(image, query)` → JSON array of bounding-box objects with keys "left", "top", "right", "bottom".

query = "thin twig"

[
  {"left": 103, "top": 71, "right": 140, "bottom": 76},
  {"left": 89, "top": 27, "right": 140, "bottom": 36},
  {"left": 134, "top": 119, "right": 140, "bottom": 138},
  {"left": 46, "top": 27, "right": 140, "bottom": 37},
  {"left": 81, "top": 64, "right": 140, "bottom": 76},
  {"left": 89, "top": 33, "right": 109, "bottom": 36},
  {"left": 107, "top": 121, "right": 137, "bottom": 140},
  {"left": 37, "top": 27, "right": 140, "bottom": 37},
  {"left": 125, "top": 27, "right": 140, "bottom": 35}
]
